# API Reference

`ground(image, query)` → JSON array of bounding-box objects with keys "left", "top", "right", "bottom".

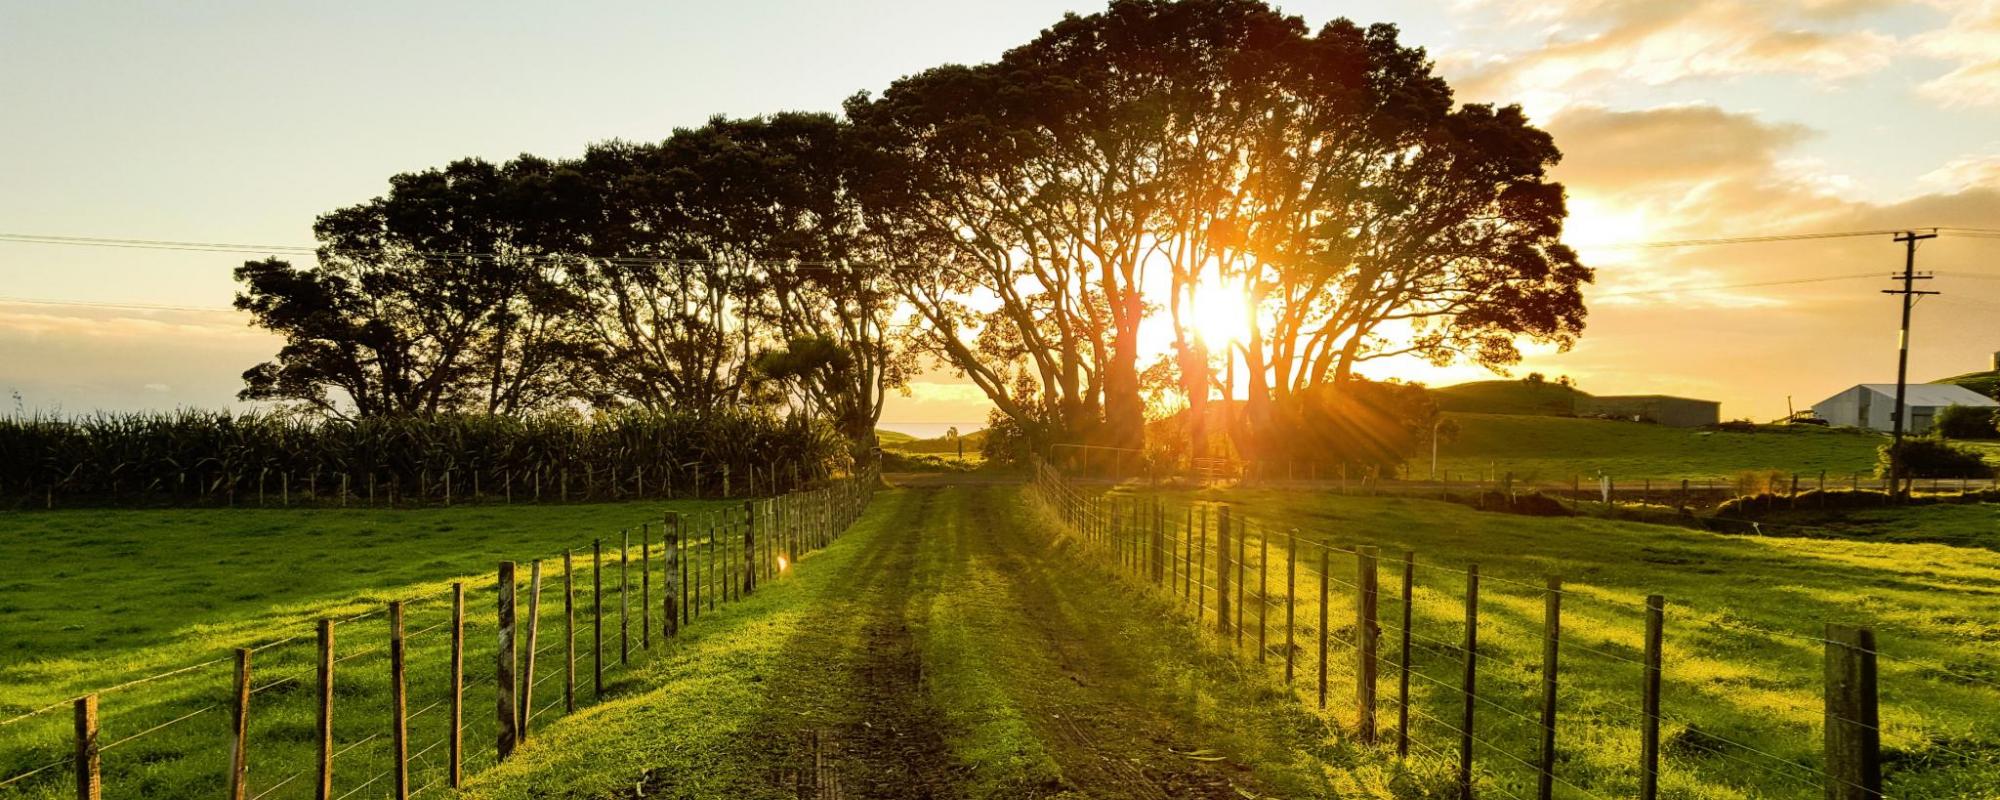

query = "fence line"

[
  {"left": 1028, "top": 458, "right": 1999, "bottom": 799},
  {"left": 0, "top": 464, "right": 878, "bottom": 799}
]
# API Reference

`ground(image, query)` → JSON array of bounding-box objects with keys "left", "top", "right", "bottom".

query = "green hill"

[
  {"left": 884, "top": 428, "right": 987, "bottom": 455},
  {"left": 874, "top": 429, "right": 918, "bottom": 446},
  {"left": 1435, "top": 412, "right": 1887, "bottom": 482},
  {"left": 1935, "top": 370, "right": 2000, "bottom": 399},
  {"left": 1430, "top": 379, "right": 1589, "bottom": 416}
]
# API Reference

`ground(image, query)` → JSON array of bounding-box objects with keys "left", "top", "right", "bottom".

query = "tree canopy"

[{"left": 235, "top": 0, "right": 1590, "bottom": 467}]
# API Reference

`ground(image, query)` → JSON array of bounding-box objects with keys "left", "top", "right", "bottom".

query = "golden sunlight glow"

[
  {"left": 1187, "top": 275, "right": 1251, "bottom": 347},
  {"left": 778, "top": 555, "right": 790, "bottom": 571}
]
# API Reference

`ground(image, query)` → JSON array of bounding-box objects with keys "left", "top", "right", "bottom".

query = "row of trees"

[{"left": 236, "top": 0, "right": 1590, "bottom": 466}]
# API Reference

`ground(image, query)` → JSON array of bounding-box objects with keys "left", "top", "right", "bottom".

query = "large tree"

[
  {"left": 856, "top": 0, "right": 1588, "bottom": 458},
  {"left": 235, "top": 158, "right": 593, "bottom": 417}
]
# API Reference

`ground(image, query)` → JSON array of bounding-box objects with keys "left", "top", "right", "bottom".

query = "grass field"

[
  {"left": 1082, "top": 480, "right": 2000, "bottom": 799},
  {"left": 1744, "top": 501, "right": 2000, "bottom": 551},
  {"left": 1435, "top": 412, "right": 1891, "bottom": 481},
  {"left": 0, "top": 499, "right": 738, "bottom": 799},
  {"left": 7, "top": 476, "right": 2000, "bottom": 798}
]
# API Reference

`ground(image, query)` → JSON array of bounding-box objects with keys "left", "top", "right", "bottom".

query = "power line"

[
  {"left": 1591, "top": 273, "right": 1881, "bottom": 299},
  {"left": 1578, "top": 228, "right": 1922, "bottom": 249},
  {"left": 0, "top": 296, "right": 240, "bottom": 314}
]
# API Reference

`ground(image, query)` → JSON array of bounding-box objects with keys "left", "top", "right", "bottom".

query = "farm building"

[
  {"left": 1575, "top": 395, "right": 1721, "bottom": 428},
  {"left": 1810, "top": 383, "right": 1999, "bottom": 433}
]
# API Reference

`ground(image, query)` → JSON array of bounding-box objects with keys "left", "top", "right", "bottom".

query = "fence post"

[
  {"left": 1317, "top": 546, "right": 1330, "bottom": 709},
  {"left": 228, "top": 648, "right": 251, "bottom": 800},
  {"left": 73, "top": 694, "right": 99, "bottom": 800},
  {"left": 1357, "top": 546, "right": 1380, "bottom": 745},
  {"left": 1153, "top": 504, "right": 1165, "bottom": 586},
  {"left": 1458, "top": 565, "right": 1479, "bottom": 800},
  {"left": 592, "top": 540, "right": 603, "bottom": 697},
  {"left": 1824, "top": 625, "right": 1881, "bottom": 800},
  {"left": 390, "top": 601, "right": 409, "bottom": 800},
  {"left": 620, "top": 531, "right": 631, "bottom": 665},
  {"left": 1183, "top": 507, "right": 1195, "bottom": 602},
  {"left": 497, "top": 561, "right": 518, "bottom": 761},
  {"left": 520, "top": 560, "right": 543, "bottom": 740},
  {"left": 1237, "top": 518, "right": 1248, "bottom": 651},
  {"left": 743, "top": 500, "right": 757, "bottom": 596},
  {"left": 1216, "top": 507, "right": 1232, "bottom": 639},
  {"left": 1284, "top": 530, "right": 1297, "bottom": 684},
  {"left": 448, "top": 584, "right": 465, "bottom": 786},
  {"left": 1258, "top": 530, "right": 1269, "bottom": 663},
  {"left": 313, "top": 617, "right": 334, "bottom": 799},
  {"left": 665, "top": 514, "right": 681, "bottom": 638},
  {"left": 642, "top": 524, "right": 652, "bottom": 650},
  {"left": 1640, "top": 595, "right": 1664, "bottom": 800},
  {"left": 1398, "top": 552, "right": 1414, "bottom": 759},
  {"left": 562, "top": 552, "right": 575, "bottom": 714},
  {"left": 1536, "top": 576, "right": 1562, "bottom": 800}
]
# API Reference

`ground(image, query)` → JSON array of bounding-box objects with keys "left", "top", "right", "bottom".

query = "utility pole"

[{"left": 1883, "top": 230, "right": 1939, "bottom": 495}]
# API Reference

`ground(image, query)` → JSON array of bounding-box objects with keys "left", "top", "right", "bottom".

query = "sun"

[{"left": 1188, "top": 275, "right": 1250, "bottom": 347}]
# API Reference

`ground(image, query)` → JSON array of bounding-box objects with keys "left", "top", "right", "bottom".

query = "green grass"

[
  {"left": 1749, "top": 502, "right": 2000, "bottom": 551},
  {"left": 464, "top": 485, "right": 1354, "bottom": 798},
  {"left": 1436, "top": 412, "right": 1889, "bottom": 481},
  {"left": 884, "top": 428, "right": 988, "bottom": 456},
  {"left": 0, "top": 499, "right": 738, "bottom": 799},
  {"left": 1935, "top": 370, "right": 2000, "bottom": 399},
  {"left": 1094, "top": 482, "right": 2000, "bottom": 799},
  {"left": 873, "top": 429, "right": 918, "bottom": 446}
]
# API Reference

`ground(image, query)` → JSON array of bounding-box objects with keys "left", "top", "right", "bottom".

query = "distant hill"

[
  {"left": 1935, "top": 370, "right": 2000, "bottom": 399},
  {"left": 884, "top": 428, "right": 987, "bottom": 455},
  {"left": 1430, "top": 380, "right": 1590, "bottom": 416},
  {"left": 875, "top": 429, "right": 918, "bottom": 446}
]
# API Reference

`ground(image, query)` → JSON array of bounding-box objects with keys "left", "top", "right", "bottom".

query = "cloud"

[
  {"left": 1528, "top": 101, "right": 2000, "bottom": 418},
  {"left": 1912, "top": 1, "right": 2000, "bottom": 107},
  {"left": 1448, "top": 1, "right": 1899, "bottom": 110},
  {"left": 1920, "top": 151, "right": 2000, "bottom": 191}
]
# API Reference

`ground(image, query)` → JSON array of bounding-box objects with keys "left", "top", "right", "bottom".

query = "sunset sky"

[{"left": 3, "top": 1, "right": 1998, "bottom": 435}]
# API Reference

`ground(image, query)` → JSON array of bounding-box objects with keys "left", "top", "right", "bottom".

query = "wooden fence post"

[
  {"left": 1258, "top": 530, "right": 1270, "bottom": 664},
  {"left": 390, "top": 601, "right": 409, "bottom": 800},
  {"left": 228, "top": 648, "right": 251, "bottom": 800},
  {"left": 1237, "top": 519, "right": 1248, "bottom": 651},
  {"left": 1536, "top": 577, "right": 1562, "bottom": 800},
  {"left": 1153, "top": 504, "right": 1166, "bottom": 586},
  {"left": 562, "top": 552, "right": 575, "bottom": 714},
  {"left": 743, "top": 500, "right": 757, "bottom": 596},
  {"left": 642, "top": 524, "right": 652, "bottom": 650},
  {"left": 1458, "top": 565, "right": 1479, "bottom": 800},
  {"left": 1399, "top": 552, "right": 1414, "bottom": 758},
  {"left": 312, "top": 617, "right": 334, "bottom": 799},
  {"left": 1824, "top": 625, "right": 1881, "bottom": 800},
  {"left": 1183, "top": 507, "right": 1195, "bottom": 603},
  {"left": 1317, "top": 546, "right": 1330, "bottom": 709},
  {"left": 520, "top": 561, "right": 543, "bottom": 740},
  {"left": 497, "top": 562, "right": 518, "bottom": 761},
  {"left": 1216, "top": 507, "right": 1232, "bottom": 639},
  {"left": 1641, "top": 595, "right": 1664, "bottom": 800},
  {"left": 665, "top": 514, "right": 681, "bottom": 638},
  {"left": 73, "top": 694, "right": 99, "bottom": 800},
  {"left": 592, "top": 540, "right": 603, "bottom": 697},
  {"left": 620, "top": 531, "right": 631, "bottom": 666},
  {"left": 448, "top": 584, "right": 463, "bottom": 787},
  {"left": 1357, "top": 546, "right": 1380, "bottom": 745},
  {"left": 1284, "top": 530, "right": 1297, "bottom": 685}
]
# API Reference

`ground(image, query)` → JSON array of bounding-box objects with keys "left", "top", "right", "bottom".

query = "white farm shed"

[{"left": 1811, "top": 384, "right": 1998, "bottom": 433}]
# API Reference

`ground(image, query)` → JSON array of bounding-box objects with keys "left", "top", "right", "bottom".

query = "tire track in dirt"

[
  {"left": 636, "top": 488, "right": 965, "bottom": 800},
  {"left": 944, "top": 485, "right": 1272, "bottom": 799}
]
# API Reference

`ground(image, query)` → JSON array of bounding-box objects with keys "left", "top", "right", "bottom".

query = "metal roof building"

[{"left": 1810, "top": 384, "right": 1998, "bottom": 433}]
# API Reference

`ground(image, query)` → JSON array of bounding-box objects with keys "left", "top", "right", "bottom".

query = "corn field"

[{"left": 0, "top": 410, "right": 847, "bottom": 508}]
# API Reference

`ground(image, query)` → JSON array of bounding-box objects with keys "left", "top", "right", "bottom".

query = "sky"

[{"left": 2, "top": 0, "right": 1998, "bottom": 435}]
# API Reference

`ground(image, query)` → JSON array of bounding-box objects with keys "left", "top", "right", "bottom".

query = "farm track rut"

[{"left": 667, "top": 484, "right": 1269, "bottom": 799}]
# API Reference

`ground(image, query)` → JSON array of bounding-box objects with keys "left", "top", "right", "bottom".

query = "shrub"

[
  {"left": 1933, "top": 405, "right": 2000, "bottom": 439},
  {"left": 1876, "top": 438, "right": 1994, "bottom": 479}
]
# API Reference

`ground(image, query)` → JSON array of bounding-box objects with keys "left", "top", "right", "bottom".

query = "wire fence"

[
  {"left": 1030, "top": 458, "right": 2000, "bottom": 800},
  {"left": 0, "top": 464, "right": 878, "bottom": 800}
]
